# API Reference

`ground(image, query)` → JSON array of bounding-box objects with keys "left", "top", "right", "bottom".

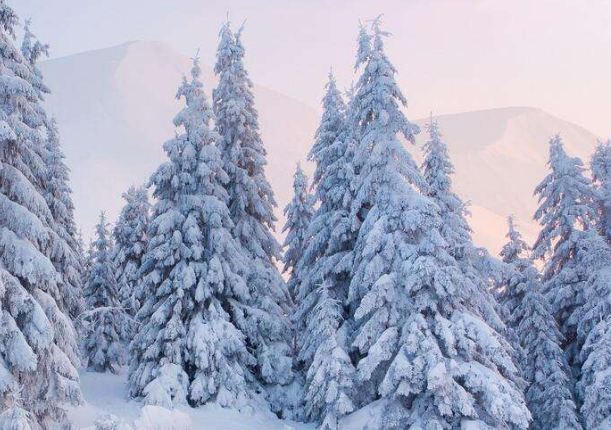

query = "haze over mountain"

[{"left": 40, "top": 41, "right": 600, "bottom": 254}]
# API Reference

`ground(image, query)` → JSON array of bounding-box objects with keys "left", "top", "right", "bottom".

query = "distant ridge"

[{"left": 41, "top": 41, "right": 599, "bottom": 254}]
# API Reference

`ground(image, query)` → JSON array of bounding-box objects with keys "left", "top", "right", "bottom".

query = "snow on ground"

[{"left": 69, "top": 370, "right": 314, "bottom": 430}]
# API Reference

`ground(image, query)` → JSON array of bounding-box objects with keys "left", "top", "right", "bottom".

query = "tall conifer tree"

[
  {"left": 346, "top": 20, "right": 529, "bottom": 428},
  {"left": 282, "top": 164, "right": 314, "bottom": 299},
  {"left": 83, "top": 212, "right": 125, "bottom": 373},
  {"left": 112, "top": 185, "right": 150, "bottom": 319},
  {"left": 591, "top": 140, "right": 611, "bottom": 242},
  {"left": 533, "top": 136, "right": 610, "bottom": 366},
  {"left": 20, "top": 20, "right": 84, "bottom": 322},
  {"left": 296, "top": 73, "right": 358, "bottom": 427},
  {"left": 212, "top": 22, "right": 294, "bottom": 413},
  {"left": 129, "top": 58, "right": 256, "bottom": 409},
  {"left": 0, "top": 3, "right": 81, "bottom": 427},
  {"left": 501, "top": 218, "right": 580, "bottom": 430}
]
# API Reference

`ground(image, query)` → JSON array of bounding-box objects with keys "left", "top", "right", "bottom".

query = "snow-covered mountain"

[
  {"left": 40, "top": 41, "right": 600, "bottom": 254},
  {"left": 412, "top": 107, "right": 600, "bottom": 252},
  {"left": 40, "top": 41, "right": 319, "bottom": 240}
]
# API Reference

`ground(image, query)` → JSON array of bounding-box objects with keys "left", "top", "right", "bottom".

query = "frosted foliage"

[
  {"left": 129, "top": 58, "right": 256, "bottom": 410},
  {"left": 303, "top": 286, "right": 355, "bottom": 429},
  {"left": 113, "top": 185, "right": 150, "bottom": 320},
  {"left": 533, "top": 136, "right": 610, "bottom": 367},
  {"left": 347, "top": 20, "right": 529, "bottom": 429},
  {"left": 296, "top": 73, "right": 355, "bottom": 373},
  {"left": 21, "top": 20, "right": 83, "bottom": 322},
  {"left": 421, "top": 118, "right": 471, "bottom": 258},
  {"left": 500, "top": 220, "right": 580, "bottom": 430},
  {"left": 212, "top": 22, "right": 294, "bottom": 414},
  {"left": 578, "top": 317, "right": 611, "bottom": 429},
  {"left": 83, "top": 212, "right": 128, "bottom": 374},
  {"left": 591, "top": 140, "right": 611, "bottom": 242},
  {"left": 0, "top": 3, "right": 81, "bottom": 427},
  {"left": 534, "top": 136, "right": 597, "bottom": 276},
  {"left": 295, "top": 73, "right": 357, "bottom": 429},
  {"left": 574, "top": 235, "right": 611, "bottom": 427},
  {"left": 0, "top": 406, "right": 34, "bottom": 430},
  {"left": 421, "top": 117, "right": 504, "bottom": 339},
  {"left": 498, "top": 216, "right": 531, "bottom": 319},
  {"left": 309, "top": 72, "right": 346, "bottom": 189},
  {"left": 282, "top": 165, "right": 314, "bottom": 298}
]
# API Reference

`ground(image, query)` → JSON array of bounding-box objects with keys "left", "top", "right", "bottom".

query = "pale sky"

[{"left": 13, "top": 0, "right": 611, "bottom": 137}]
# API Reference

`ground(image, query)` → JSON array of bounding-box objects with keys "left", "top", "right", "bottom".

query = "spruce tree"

[
  {"left": 303, "top": 285, "right": 355, "bottom": 430},
  {"left": 295, "top": 73, "right": 357, "bottom": 426},
  {"left": 112, "top": 185, "right": 150, "bottom": 319},
  {"left": 578, "top": 314, "right": 611, "bottom": 429},
  {"left": 0, "top": 3, "right": 81, "bottom": 426},
  {"left": 591, "top": 140, "right": 611, "bottom": 242},
  {"left": 347, "top": 20, "right": 529, "bottom": 429},
  {"left": 212, "top": 22, "right": 294, "bottom": 413},
  {"left": 129, "top": 58, "right": 255, "bottom": 409},
  {"left": 21, "top": 20, "right": 84, "bottom": 323},
  {"left": 83, "top": 212, "right": 126, "bottom": 373},
  {"left": 573, "top": 228, "right": 611, "bottom": 427},
  {"left": 282, "top": 164, "right": 314, "bottom": 299},
  {"left": 498, "top": 217, "right": 531, "bottom": 314},
  {"left": 296, "top": 72, "right": 353, "bottom": 366},
  {"left": 533, "top": 135, "right": 610, "bottom": 367},
  {"left": 421, "top": 116, "right": 471, "bottom": 257},
  {"left": 421, "top": 116, "right": 506, "bottom": 336},
  {"left": 501, "top": 218, "right": 580, "bottom": 430}
]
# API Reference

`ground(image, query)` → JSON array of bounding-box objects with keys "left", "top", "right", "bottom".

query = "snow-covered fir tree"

[
  {"left": 533, "top": 135, "right": 611, "bottom": 368},
  {"left": 346, "top": 20, "right": 529, "bottom": 428},
  {"left": 578, "top": 313, "right": 611, "bottom": 429},
  {"left": 303, "top": 284, "right": 355, "bottom": 430},
  {"left": 282, "top": 164, "right": 314, "bottom": 299},
  {"left": 498, "top": 216, "right": 531, "bottom": 315},
  {"left": 83, "top": 212, "right": 126, "bottom": 373},
  {"left": 294, "top": 72, "right": 357, "bottom": 426},
  {"left": 112, "top": 185, "right": 150, "bottom": 319},
  {"left": 309, "top": 72, "right": 347, "bottom": 190},
  {"left": 0, "top": 3, "right": 81, "bottom": 426},
  {"left": 500, "top": 218, "right": 581, "bottom": 430},
  {"left": 421, "top": 116, "right": 507, "bottom": 339},
  {"left": 21, "top": 20, "right": 84, "bottom": 322},
  {"left": 129, "top": 58, "right": 256, "bottom": 409},
  {"left": 591, "top": 139, "right": 611, "bottom": 242},
  {"left": 421, "top": 116, "right": 471, "bottom": 257},
  {"left": 573, "top": 223, "right": 611, "bottom": 427},
  {"left": 296, "top": 72, "right": 353, "bottom": 362},
  {"left": 212, "top": 22, "right": 294, "bottom": 415}
]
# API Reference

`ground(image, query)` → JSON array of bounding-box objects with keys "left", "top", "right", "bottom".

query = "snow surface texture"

[
  {"left": 39, "top": 42, "right": 599, "bottom": 253},
  {"left": 71, "top": 370, "right": 317, "bottom": 430}
]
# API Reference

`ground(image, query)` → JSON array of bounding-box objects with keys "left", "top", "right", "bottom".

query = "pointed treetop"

[
  {"left": 425, "top": 113, "right": 441, "bottom": 140},
  {"left": 500, "top": 216, "right": 530, "bottom": 265},
  {"left": 369, "top": 14, "right": 390, "bottom": 50},
  {"left": 592, "top": 139, "right": 611, "bottom": 180},
  {"left": 293, "top": 162, "right": 307, "bottom": 187},
  {"left": 21, "top": 19, "right": 48, "bottom": 65},
  {"left": 236, "top": 19, "right": 247, "bottom": 42},
  {"left": 189, "top": 53, "right": 202, "bottom": 80},
  {"left": 355, "top": 21, "right": 371, "bottom": 69},
  {"left": 327, "top": 67, "right": 335, "bottom": 83}
]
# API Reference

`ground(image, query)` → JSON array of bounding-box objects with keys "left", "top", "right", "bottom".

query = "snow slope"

[
  {"left": 70, "top": 370, "right": 314, "bottom": 430},
  {"left": 412, "top": 107, "right": 599, "bottom": 252},
  {"left": 40, "top": 42, "right": 600, "bottom": 254}
]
